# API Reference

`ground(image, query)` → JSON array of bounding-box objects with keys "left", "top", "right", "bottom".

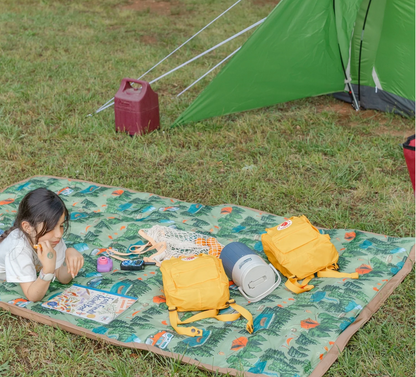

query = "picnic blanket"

[{"left": 0, "top": 176, "right": 414, "bottom": 377}]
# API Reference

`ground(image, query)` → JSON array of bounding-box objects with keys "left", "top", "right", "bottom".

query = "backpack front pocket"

[
  {"left": 271, "top": 223, "right": 319, "bottom": 255},
  {"left": 172, "top": 257, "right": 219, "bottom": 288}
]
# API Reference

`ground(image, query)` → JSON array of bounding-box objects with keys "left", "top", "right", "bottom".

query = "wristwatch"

[{"left": 39, "top": 269, "right": 55, "bottom": 282}]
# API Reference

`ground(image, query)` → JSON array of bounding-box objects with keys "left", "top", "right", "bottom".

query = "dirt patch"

[
  {"left": 140, "top": 35, "right": 158, "bottom": 44},
  {"left": 371, "top": 125, "right": 414, "bottom": 138},
  {"left": 317, "top": 101, "right": 356, "bottom": 116},
  {"left": 122, "top": 0, "right": 176, "bottom": 15},
  {"left": 316, "top": 100, "right": 414, "bottom": 137}
]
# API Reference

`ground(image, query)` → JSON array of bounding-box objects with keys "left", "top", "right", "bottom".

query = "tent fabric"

[
  {"left": 333, "top": 85, "right": 416, "bottom": 116},
  {"left": 333, "top": 0, "right": 362, "bottom": 69},
  {"left": 173, "top": 0, "right": 415, "bottom": 126},
  {"left": 173, "top": 0, "right": 359, "bottom": 126},
  {"left": 338, "top": 0, "right": 415, "bottom": 115},
  {"left": 352, "top": 0, "right": 415, "bottom": 101}
]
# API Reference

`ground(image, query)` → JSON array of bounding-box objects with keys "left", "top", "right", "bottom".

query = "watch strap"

[{"left": 39, "top": 269, "right": 55, "bottom": 282}]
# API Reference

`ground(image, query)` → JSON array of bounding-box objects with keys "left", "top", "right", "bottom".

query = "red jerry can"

[
  {"left": 114, "top": 78, "right": 160, "bottom": 135},
  {"left": 403, "top": 134, "right": 415, "bottom": 191}
]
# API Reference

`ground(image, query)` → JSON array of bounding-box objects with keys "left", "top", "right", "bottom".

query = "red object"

[
  {"left": 403, "top": 134, "right": 415, "bottom": 191},
  {"left": 114, "top": 78, "right": 160, "bottom": 135}
]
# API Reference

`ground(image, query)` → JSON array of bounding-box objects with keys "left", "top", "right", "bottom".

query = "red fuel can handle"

[{"left": 114, "top": 78, "right": 160, "bottom": 135}]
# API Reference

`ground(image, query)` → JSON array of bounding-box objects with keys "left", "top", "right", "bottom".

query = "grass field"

[{"left": 0, "top": 0, "right": 414, "bottom": 376}]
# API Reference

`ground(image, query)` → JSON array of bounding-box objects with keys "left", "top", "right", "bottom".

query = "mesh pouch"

[{"left": 131, "top": 225, "right": 224, "bottom": 265}]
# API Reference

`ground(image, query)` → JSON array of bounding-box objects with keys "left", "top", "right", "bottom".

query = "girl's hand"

[
  {"left": 36, "top": 241, "right": 56, "bottom": 273},
  {"left": 65, "top": 248, "right": 84, "bottom": 278}
]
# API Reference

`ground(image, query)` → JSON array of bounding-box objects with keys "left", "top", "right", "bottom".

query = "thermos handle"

[
  {"left": 238, "top": 264, "right": 281, "bottom": 303},
  {"left": 120, "top": 78, "right": 149, "bottom": 92}
]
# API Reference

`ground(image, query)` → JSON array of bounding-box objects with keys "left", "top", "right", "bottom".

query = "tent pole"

[
  {"left": 91, "top": 0, "right": 244, "bottom": 116},
  {"left": 91, "top": 18, "right": 265, "bottom": 115},
  {"left": 347, "top": 81, "right": 360, "bottom": 111},
  {"left": 149, "top": 19, "right": 264, "bottom": 85},
  {"left": 177, "top": 47, "right": 241, "bottom": 97}
]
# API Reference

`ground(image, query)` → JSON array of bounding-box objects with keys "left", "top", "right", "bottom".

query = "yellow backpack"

[
  {"left": 261, "top": 215, "right": 359, "bottom": 294},
  {"left": 160, "top": 254, "right": 253, "bottom": 337}
]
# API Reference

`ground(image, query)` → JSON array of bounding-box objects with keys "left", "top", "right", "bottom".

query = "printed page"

[{"left": 42, "top": 284, "right": 137, "bottom": 324}]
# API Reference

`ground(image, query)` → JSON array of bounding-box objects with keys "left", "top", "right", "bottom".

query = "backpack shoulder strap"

[
  {"left": 317, "top": 267, "right": 359, "bottom": 279},
  {"left": 168, "top": 307, "right": 205, "bottom": 337},
  {"left": 184, "top": 300, "right": 254, "bottom": 334},
  {"left": 168, "top": 307, "right": 242, "bottom": 337},
  {"left": 168, "top": 300, "right": 254, "bottom": 337},
  {"left": 228, "top": 300, "right": 254, "bottom": 334},
  {"left": 285, "top": 268, "right": 359, "bottom": 294},
  {"left": 179, "top": 308, "right": 240, "bottom": 324},
  {"left": 285, "top": 274, "right": 315, "bottom": 294}
]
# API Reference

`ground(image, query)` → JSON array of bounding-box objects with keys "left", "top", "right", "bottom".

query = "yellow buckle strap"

[
  {"left": 168, "top": 309, "right": 203, "bottom": 337},
  {"left": 229, "top": 303, "right": 254, "bottom": 334},
  {"left": 285, "top": 276, "right": 315, "bottom": 294},
  {"left": 178, "top": 309, "right": 219, "bottom": 324},
  {"left": 317, "top": 269, "right": 359, "bottom": 279},
  {"left": 167, "top": 300, "right": 254, "bottom": 336}
]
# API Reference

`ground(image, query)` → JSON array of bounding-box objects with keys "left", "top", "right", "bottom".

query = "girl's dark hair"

[{"left": 0, "top": 188, "right": 69, "bottom": 245}]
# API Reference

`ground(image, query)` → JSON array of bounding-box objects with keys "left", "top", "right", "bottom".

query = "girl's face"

[{"left": 36, "top": 212, "right": 66, "bottom": 246}]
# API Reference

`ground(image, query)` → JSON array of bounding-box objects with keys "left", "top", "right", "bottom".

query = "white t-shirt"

[{"left": 0, "top": 229, "right": 66, "bottom": 282}]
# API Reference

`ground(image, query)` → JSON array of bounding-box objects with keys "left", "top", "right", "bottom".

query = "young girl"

[{"left": 0, "top": 188, "right": 84, "bottom": 302}]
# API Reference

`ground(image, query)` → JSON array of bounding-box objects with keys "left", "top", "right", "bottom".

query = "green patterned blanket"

[{"left": 0, "top": 177, "right": 414, "bottom": 377}]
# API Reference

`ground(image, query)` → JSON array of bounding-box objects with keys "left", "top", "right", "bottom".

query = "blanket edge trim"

[{"left": 309, "top": 246, "right": 415, "bottom": 377}]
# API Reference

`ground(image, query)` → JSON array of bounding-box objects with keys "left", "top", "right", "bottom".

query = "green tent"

[{"left": 173, "top": 0, "right": 415, "bottom": 126}]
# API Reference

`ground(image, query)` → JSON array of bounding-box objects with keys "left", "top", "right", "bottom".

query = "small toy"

[
  {"left": 97, "top": 256, "right": 113, "bottom": 273},
  {"left": 120, "top": 259, "right": 156, "bottom": 271}
]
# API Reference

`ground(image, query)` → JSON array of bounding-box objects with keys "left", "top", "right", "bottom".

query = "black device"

[{"left": 120, "top": 259, "right": 156, "bottom": 271}]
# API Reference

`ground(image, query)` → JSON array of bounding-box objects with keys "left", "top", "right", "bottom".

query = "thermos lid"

[{"left": 220, "top": 242, "right": 256, "bottom": 279}]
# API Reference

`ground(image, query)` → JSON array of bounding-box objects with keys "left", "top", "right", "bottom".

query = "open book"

[{"left": 42, "top": 284, "right": 137, "bottom": 324}]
